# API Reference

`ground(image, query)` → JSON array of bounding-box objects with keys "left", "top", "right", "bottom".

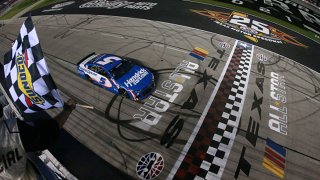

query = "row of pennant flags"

[{"left": 0, "top": 16, "right": 64, "bottom": 114}]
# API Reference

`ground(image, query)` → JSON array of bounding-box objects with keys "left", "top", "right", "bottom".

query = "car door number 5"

[
  {"left": 99, "top": 77, "right": 112, "bottom": 87},
  {"left": 99, "top": 77, "right": 106, "bottom": 84}
]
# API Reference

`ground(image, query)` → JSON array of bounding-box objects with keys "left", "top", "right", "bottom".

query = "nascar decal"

[
  {"left": 191, "top": 10, "right": 307, "bottom": 47},
  {"left": 124, "top": 69, "right": 149, "bottom": 87},
  {"left": 262, "top": 138, "right": 286, "bottom": 179},
  {"left": 189, "top": 47, "right": 209, "bottom": 61},
  {"left": 16, "top": 53, "right": 45, "bottom": 105},
  {"left": 256, "top": 53, "right": 268, "bottom": 62},
  {"left": 136, "top": 152, "right": 164, "bottom": 180},
  {"left": 218, "top": 41, "right": 231, "bottom": 49}
]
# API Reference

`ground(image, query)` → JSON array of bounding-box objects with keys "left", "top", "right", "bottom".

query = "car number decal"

[
  {"left": 96, "top": 56, "right": 121, "bottom": 66},
  {"left": 99, "top": 77, "right": 112, "bottom": 88}
]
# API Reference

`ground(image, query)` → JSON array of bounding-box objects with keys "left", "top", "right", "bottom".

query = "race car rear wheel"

[{"left": 119, "top": 89, "right": 129, "bottom": 98}]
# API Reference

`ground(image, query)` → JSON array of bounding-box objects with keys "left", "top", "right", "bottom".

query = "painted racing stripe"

[{"left": 168, "top": 40, "right": 254, "bottom": 179}]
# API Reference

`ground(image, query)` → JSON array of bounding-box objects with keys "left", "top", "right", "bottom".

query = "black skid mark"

[
  {"left": 45, "top": 52, "right": 209, "bottom": 145},
  {"left": 116, "top": 97, "right": 153, "bottom": 142},
  {"left": 53, "top": 16, "right": 97, "bottom": 39},
  {"left": 104, "top": 95, "right": 187, "bottom": 145},
  {"left": 263, "top": 54, "right": 281, "bottom": 66},
  {"left": 104, "top": 95, "right": 164, "bottom": 142},
  {"left": 122, "top": 42, "right": 153, "bottom": 57}
]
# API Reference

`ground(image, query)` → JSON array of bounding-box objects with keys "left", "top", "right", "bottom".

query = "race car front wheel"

[{"left": 119, "top": 89, "right": 129, "bottom": 98}]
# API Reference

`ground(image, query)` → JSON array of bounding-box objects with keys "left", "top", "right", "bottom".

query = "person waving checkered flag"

[{"left": 2, "top": 16, "right": 64, "bottom": 114}]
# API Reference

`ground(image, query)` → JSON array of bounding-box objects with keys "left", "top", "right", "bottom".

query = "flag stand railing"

[{"left": 0, "top": 83, "right": 23, "bottom": 120}]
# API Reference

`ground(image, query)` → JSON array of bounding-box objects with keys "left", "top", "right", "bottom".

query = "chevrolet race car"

[{"left": 77, "top": 53, "right": 155, "bottom": 101}]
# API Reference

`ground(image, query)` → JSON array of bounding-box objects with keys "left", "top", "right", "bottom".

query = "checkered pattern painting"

[
  {"left": 171, "top": 41, "right": 254, "bottom": 179},
  {"left": 2, "top": 16, "right": 63, "bottom": 114}
]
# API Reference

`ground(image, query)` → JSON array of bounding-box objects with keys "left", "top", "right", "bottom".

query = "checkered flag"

[{"left": 2, "top": 16, "right": 64, "bottom": 114}]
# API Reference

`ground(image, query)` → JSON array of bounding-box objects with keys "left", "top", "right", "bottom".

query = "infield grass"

[{"left": 0, "top": 0, "right": 64, "bottom": 20}]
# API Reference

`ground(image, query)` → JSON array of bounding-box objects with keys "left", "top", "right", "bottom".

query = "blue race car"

[{"left": 77, "top": 53, "right": 155, "bottom": 101}]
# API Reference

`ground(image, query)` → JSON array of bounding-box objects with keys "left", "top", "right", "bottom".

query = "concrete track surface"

[{"left": 1, "top": 15, "right": 320, "bottom": 179}]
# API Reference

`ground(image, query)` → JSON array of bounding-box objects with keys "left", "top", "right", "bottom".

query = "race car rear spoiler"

[{"left": 77, "top": 52, "right": 97, "bottom": 66}]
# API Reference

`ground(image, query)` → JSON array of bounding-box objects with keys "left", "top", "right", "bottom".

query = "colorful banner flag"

[
  {"left": 262, "top": 138, "right": 286, "bottom": 179},
  {"left": 189, "top": 47, "right": 208, "bottom": 61},
  {"left": 2, "top": 16, "right": 64, "bottom": 113}
]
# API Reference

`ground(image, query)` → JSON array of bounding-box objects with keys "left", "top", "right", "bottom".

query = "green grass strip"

[
  {"left": 192, "top": 0, "right": 320, "bottom": 43},
  {"left": 31, "top": 0, "right": 65, "bottom": 11},
  {"left": 0, "top": 0, "right": 38, "bottom": 20},
  {"left": 0, "top": 0, "right": 64, "bottom": 20}
]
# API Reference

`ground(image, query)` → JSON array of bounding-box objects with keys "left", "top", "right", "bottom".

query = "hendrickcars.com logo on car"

[{"left": 124, "top": 68, "right": 149, "bottom": 87}]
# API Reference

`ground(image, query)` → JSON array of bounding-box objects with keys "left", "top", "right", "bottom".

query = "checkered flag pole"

[{"left": 2, "top": 16, "right": 64, "bottom": 114}]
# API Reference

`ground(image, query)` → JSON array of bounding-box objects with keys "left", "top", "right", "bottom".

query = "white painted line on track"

[
  {"left": 303, "top": 24, "right": 320, "bottom": 36},
  {"left": 167, "top": 40, "right": 239, "bottom": 180},
  {"left": 152, "top": 42, "right": 189, "bottom": 54},
  {"left": 101, "top": 32, "right": 125, "bottom": 39},
  {"left": 70, "top": 28, "right": 82, "bottom": 32},
  {"left": 48, "top": 26, "right": 58, "bottom": 29},
  {"left": 212, "top": 43, "right": 255, "bottom": 179},
  {"left": 306, "top": 96, "right": 320, "bottom": 104}
]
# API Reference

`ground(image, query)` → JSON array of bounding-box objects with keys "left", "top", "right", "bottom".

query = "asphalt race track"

[
  {"left": 1, "top": 1, "right": 320, "bottom": 180},
  {"left": 28, "top": 0, "right": 320, "bottom": 72}
]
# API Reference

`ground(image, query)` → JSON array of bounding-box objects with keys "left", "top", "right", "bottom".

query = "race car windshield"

[{"left": 109, "top": 61, "right": 134, "bottom": 79}]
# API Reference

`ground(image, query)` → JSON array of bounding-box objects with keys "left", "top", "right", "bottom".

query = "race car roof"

[{"left": 91, "top": 54, "right": 123, "bottom": 71}]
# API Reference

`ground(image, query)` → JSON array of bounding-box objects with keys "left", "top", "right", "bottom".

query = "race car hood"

[{"left": 117, "top": 65, "right": 153, "bottom": 91}]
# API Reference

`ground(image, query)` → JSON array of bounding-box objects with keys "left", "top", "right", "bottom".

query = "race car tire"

[{"left": 119, "top": 89, "right": 129, "bottom": 98}]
